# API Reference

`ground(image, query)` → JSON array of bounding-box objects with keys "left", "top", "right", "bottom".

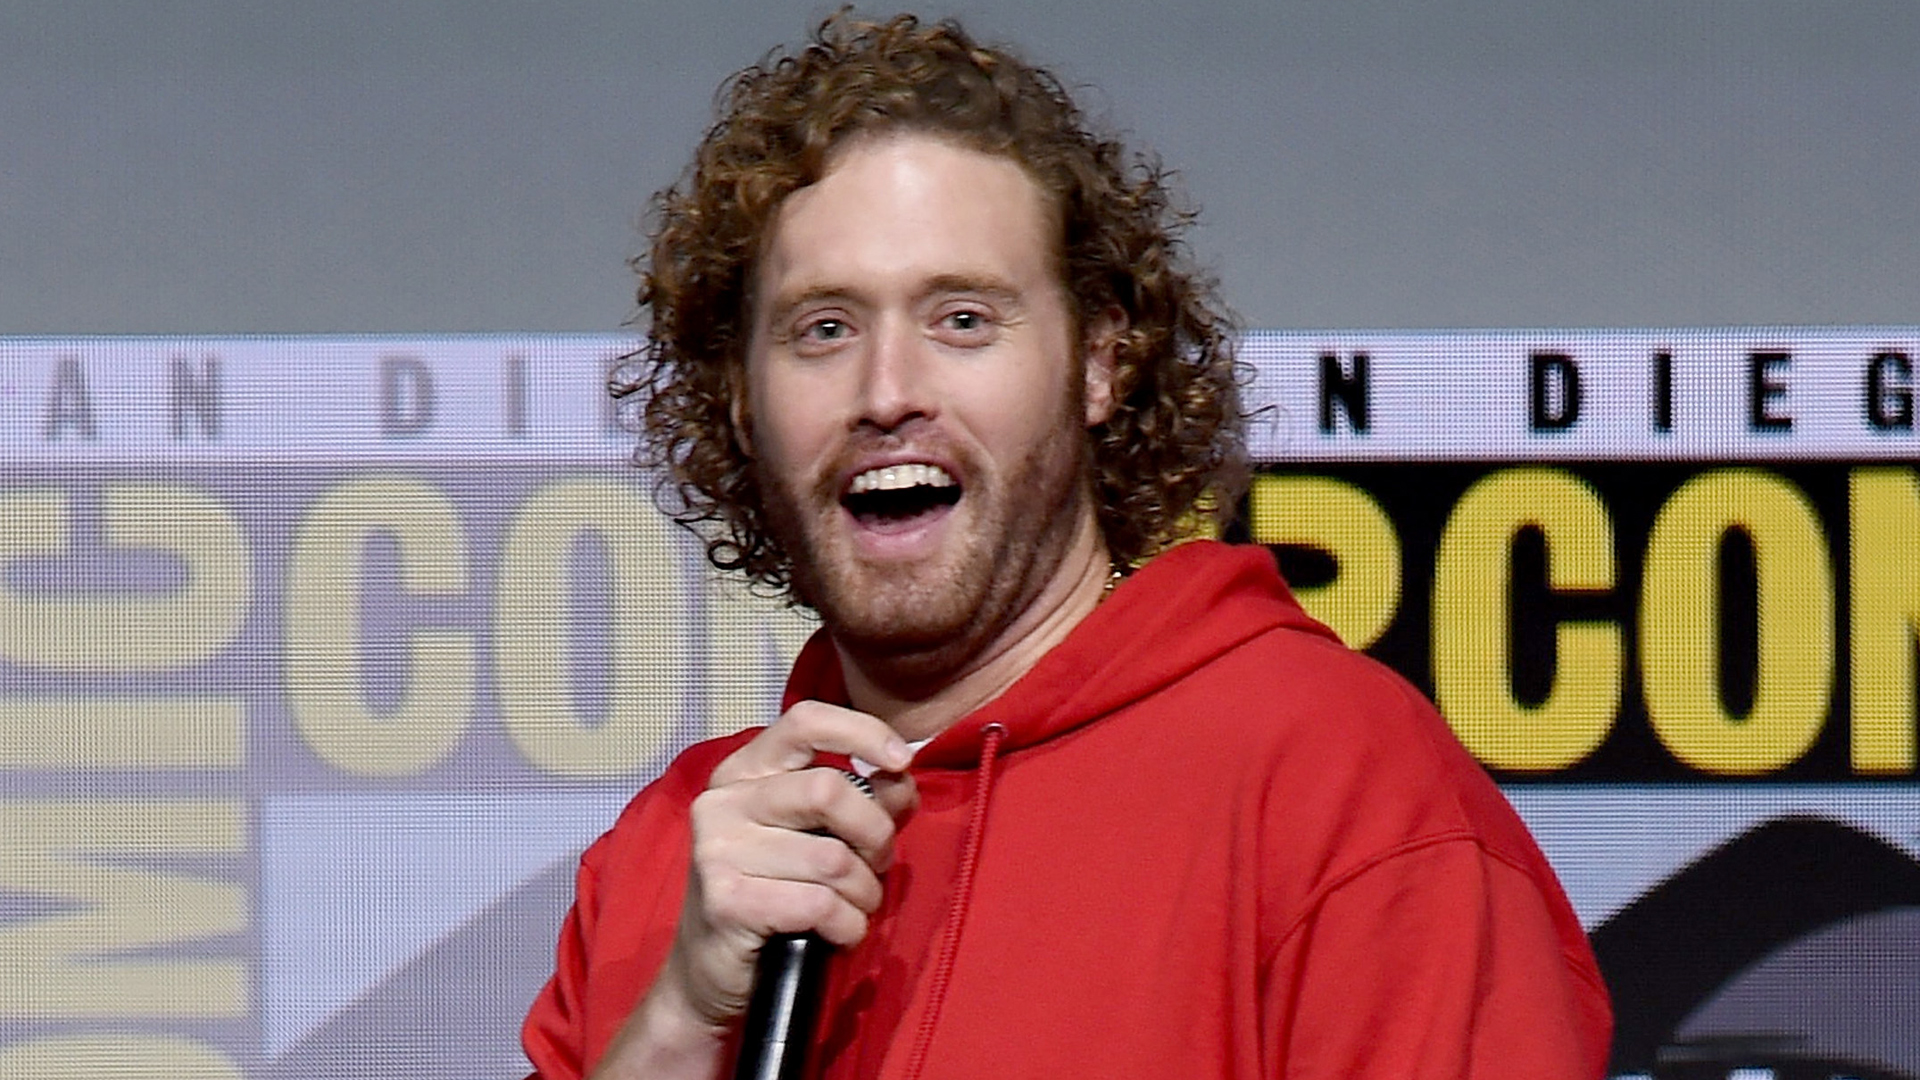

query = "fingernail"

[{"left": 883, "top": 737, "right": 913, "bottom": 771}]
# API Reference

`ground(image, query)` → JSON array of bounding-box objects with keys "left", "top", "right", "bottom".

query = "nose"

[{"left": 856, "top": 316, "right": 933, "bottom": 433}]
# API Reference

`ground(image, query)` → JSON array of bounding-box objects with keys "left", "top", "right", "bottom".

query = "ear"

[
  {"left": 727, "top": 362, "right": 755, "bottom": 458},
  {"left": 1082, "top": 305, "right": 1127, "bottom": 427}
]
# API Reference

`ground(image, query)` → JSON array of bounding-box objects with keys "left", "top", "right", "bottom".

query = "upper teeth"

[{"left": 849, "top": 463, "right": 957, "bottom": 494}]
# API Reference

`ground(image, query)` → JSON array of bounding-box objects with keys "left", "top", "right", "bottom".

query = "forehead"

[{"left": 753, "top": 133, "right": 1063, "bottom": 307}]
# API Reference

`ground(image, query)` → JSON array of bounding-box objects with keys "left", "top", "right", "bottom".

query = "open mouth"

[{"left": 841, "top": 462, "right": 962, "bottom": 529}]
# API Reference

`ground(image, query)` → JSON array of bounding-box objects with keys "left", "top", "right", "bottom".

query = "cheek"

[
  {"left": 975, "top": 369, "right": 1080, "bottom": 455},
  {"left": 747, "top": 371, "right": 835, "bottom": 469}
]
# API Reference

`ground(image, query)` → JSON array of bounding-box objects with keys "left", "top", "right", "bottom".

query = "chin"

[{"left": 811, "top": 560, "right": 986, "bottom": 654}]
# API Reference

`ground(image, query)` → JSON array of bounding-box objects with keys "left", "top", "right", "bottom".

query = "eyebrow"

[
  {"left": 917, "top": 273, "right": 1022, "bottom": 306},
  {"left": 762, "top": 285, "right": 858, "bottom": 327},
  {"left": 763, "top": 273, "right": 1025, "bottom": 326}
]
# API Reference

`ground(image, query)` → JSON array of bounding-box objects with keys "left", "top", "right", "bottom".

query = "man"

[{"left": 524, "top": 13, "right": 1612, "bottom": 1079}]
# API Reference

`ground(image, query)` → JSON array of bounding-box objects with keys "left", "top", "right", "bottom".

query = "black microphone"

[
  {"left": 732, "top": 771, "right": 876, "bottom": 1080},
  {"left": 733, "top": 931, "right": 832, "bottom": 1080}
]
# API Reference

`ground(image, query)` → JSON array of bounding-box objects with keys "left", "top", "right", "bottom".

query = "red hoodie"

[{"left": 523, "top": 541, "right": 1613, "bottom": 1078}]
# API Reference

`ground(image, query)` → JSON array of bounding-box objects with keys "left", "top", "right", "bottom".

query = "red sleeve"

[
  {"left": 1263, "top": 837, "right": 1613, "bottom": 1079},
  {"left": 521, "top": 857, "right": 603, "bottom": 1080},
  {"left": 520, "top": 732, "right": 757, "bottom": 1080}
]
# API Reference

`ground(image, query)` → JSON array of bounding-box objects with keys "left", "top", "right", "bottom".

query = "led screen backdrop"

[{"left": 3, "top": 330, "right": 1917, "bottom": 1079}]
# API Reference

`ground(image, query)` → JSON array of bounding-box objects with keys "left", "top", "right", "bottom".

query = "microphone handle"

[{"left": 732, "top": 930, "right": 833, "bottom": 1080}]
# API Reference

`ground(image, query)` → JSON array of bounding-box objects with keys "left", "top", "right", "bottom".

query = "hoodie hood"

[{"left": 780, "top": 540, "right": 1339, "bottom": 768}]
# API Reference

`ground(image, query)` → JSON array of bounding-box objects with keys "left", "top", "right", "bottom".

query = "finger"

[
  {"left": 692, "top": 784, "right": 885, "bottom": 908},
  {"left": 863, "top": 767, "right": 918, "bottom": 824},
  {"left": 710, "top": 701, "right": 913, "bottom": 787},
  {"left": 704, "top": 871, "right": 873, "bottom": 948},
  {"left": 711, "top": 767, "right": 900, "bottom": 869},
  {"left": 734, "top": 831, "right": 885, "bottom": 914}
]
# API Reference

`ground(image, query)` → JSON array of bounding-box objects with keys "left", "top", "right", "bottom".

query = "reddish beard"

[{"left": 757, "top": 414, "right": 1095, "bottom": 684}]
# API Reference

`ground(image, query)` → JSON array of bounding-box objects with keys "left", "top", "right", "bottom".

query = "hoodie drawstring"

[{"left": 900, "top": 721, "right": 1006, "bottom": 1080}]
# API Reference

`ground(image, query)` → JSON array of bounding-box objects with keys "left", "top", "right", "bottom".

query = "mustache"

[{"left": 810, "top": 428, "right": 974, "bottom": 505}]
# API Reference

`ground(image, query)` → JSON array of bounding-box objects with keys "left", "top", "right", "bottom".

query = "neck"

[{"left": 834, "top": 516, "right": 1114, "bottom": 743}]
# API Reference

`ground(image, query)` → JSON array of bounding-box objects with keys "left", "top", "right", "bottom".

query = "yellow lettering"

[
  {"left": 285, "top": 475, "right": 474, "bottom": 777},
  {"left": 0, "top": 1035, "right": 241, "bottom": 1079},
  {"left": 1641, "top": 469, "right": 1833, "bottom": 775},
  {"left": 0, "top": 801, "right": 247, "bottom": 1018},
  {"left": 0, "top": 486, "right": 248, "bottom": 671},
  {"left": 495, "top": 476, "right": 688, "bottom": 777},
  {"left": 702, "top": 577, "right": 819, "bottom": 740},
  {"left": 1850, "top": 467, "right": 1920, "bottom": 774},
  {"left": 0, "top": 698, "right": 243, "bottom": 768},
  {"left": 1432, "top": 468, "right": 1619, "bottom": 771},
  {"left": 1246, "top": 474, "right": 1401, "bottom": 649}
]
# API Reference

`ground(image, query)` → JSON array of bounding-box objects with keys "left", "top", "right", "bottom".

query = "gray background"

[{"left": 4, "top": 0, "right": 1917, "bottom": 335}]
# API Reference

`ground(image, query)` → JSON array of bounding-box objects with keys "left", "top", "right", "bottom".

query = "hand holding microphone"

[
  {"left": 660, "top": 702, "right": 917, "bottom": 1074},
  {"left": 734, "top": 769, "right": 877, "bottom": 1080}
]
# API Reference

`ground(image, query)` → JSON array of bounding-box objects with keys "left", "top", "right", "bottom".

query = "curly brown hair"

[{"left": 612, "top": 10, "right": 1246, "bottom": 596}]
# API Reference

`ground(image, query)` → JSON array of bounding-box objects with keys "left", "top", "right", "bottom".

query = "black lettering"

[
  {"left": 1653, "top": 351, "right": 1674, "bottom": 432},
  {"left": 1866, "top": 352, "right": 1913, "bottom": 431},
  {"left": 1317, "top": 352, "right": 1370, "bottom": 433},
  {"left": 1529, "top": 352, "right": 1581, "bottom": 431},
  {"left": 504, "top": 354, "right": 528, "bottom": 437},
  {"left": 43, "top": 357, "right": 96, "bottom": 441},
  {"left": 380, "top": 356, "right": 436, "bottom": 437},
  {"left": 1748, "top": 352, "right": 1792, "bottom": 431},
  {"left": 169, "top": 356, "right": 222, "bottom": 440}
]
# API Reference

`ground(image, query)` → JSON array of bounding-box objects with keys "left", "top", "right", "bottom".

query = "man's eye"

[
  {"left": 805, "top": 319, "right": 848, "bottom": 340},
  {"left": 946, "top": 311, "right": 986, "bottom": 331}
]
